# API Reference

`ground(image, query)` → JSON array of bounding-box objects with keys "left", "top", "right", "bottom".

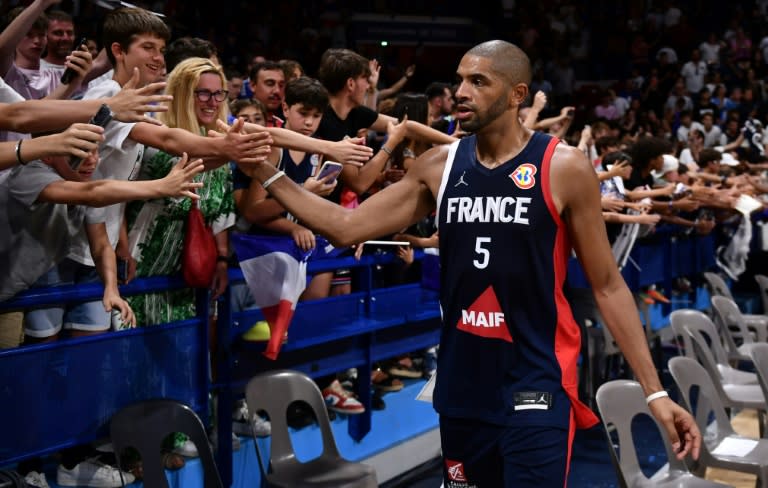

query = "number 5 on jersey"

[{"left": 474, "top": 237, "right": 491, "bottom": 269}]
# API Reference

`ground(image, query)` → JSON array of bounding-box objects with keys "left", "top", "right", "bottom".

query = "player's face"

[
  {"left": 454, "top": 55, "right": 509, "bottom": 133},
  {"left": 282, "top": 103, "right": 323, "bottom": 136}
]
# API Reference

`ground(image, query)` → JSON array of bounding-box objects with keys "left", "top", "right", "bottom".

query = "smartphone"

[
  {"left": 69, "top": 104, "right": 113, "bottom": 170},
  {"left": 315, "top": 161, "right": 343, "bottom": 184},
  {"left": 60, "top": 37, "right": 88, "bottom": 84}
]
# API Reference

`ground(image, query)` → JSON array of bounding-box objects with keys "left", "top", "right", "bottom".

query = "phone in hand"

[
  {"left": 69, "top": 104, "right": 112, "bottom": 170},
  {"left": 60, "top": 37, "right": 88, "bottom": 84},
  {"left": 315, "top": 161, "right": 343, "bottom": 184}
]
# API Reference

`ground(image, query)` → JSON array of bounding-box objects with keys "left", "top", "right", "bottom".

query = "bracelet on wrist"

[
  {"left": 216, "top": 255, "right": 228, "bottom": 263},
  {"left": 645, "top": 390, "right": 669, "bottom": 405},
  {"left": 15, "top": 139, "right": 26, "bottom": 166},
  {"left": 381, "top": 146, "right": 393, "bottom": 156},
  {"left": 262, "top": 170, "right": 286, "bottom": 190}
]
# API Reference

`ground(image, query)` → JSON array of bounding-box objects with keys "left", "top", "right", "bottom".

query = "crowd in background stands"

[{"left": 0, "top": 1, "right": 767, "bottom": 487}]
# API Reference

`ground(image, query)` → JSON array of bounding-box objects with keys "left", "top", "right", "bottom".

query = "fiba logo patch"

[{"left": 510, "top": 163, "right": 537, "bottom": 189}]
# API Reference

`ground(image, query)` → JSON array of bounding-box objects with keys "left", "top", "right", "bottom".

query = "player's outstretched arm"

[{"left": 250, "top": 145, "right": 446, "bottom": 247}]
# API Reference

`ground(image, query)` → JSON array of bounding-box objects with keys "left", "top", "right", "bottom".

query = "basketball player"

[{"left": 240, "top": 40, "right": 701, "bottom": 486}]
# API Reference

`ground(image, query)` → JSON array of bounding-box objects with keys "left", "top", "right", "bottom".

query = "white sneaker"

[
  {"left": 251, "top": 415, "right": 271, "bottom": 437},
  {"left": 24, "top": 471, "right": 50, "bottom": 488},
  {"left": 57, "top": 459, "right": 135, "bottom": 488},
  {"left": 173, "top": 437, "right": 200, "bottom": 457},
  {"left": 232, "top": 400, "right": 271, "bottom": 437}
]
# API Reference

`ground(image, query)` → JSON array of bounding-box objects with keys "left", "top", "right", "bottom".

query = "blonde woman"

[{"left": 126, "top": 57, "right": 235, "bottom": 325}]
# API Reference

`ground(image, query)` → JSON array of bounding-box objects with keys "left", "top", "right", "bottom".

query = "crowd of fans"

[{"left": 1, "top": 0, "right": 767, "bottom": 487}]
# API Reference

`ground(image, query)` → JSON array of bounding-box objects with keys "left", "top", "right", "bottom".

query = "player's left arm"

[{"left": 550, "top": 144, "right": 701, "bottom": 460}]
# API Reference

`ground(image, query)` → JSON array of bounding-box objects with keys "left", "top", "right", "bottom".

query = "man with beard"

[
  {"left": 243, "top": 40, "right": 701, "bottom": 487},
  {"left": 40, "top": 9, "right": 74, "bottom": 74}
]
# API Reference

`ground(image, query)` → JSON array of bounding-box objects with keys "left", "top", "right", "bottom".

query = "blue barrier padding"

[
  {"left": 0, "top": 319, "right": 208, "bottom": 464},
  {"left": 567, "top": 232, "right": 716, "bottom": 292}
]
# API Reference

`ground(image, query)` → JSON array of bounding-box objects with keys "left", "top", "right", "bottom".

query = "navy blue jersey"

[
  {"left": 434, "top": 132, "right": 598, "bottom": 430},
  {"left": 278, "top": 148, "right": 320, "bottom": 185}
]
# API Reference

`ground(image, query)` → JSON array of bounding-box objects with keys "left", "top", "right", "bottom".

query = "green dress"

[{"left": 126, "top": 147, "right": 235, "bottom": 326}]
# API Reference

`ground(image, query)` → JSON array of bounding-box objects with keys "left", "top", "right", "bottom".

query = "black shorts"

[{"left": 440, "top": 415, "right": 574, "bottom": 487}]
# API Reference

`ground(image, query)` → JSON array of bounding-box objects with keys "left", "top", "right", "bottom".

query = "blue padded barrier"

[{"left": 0, "top": 277, "right": 210, "bottom": 466}]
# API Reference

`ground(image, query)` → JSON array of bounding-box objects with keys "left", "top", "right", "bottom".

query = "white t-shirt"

[
  {"left": 702, "top": 125, "right": 723, "bottom": 148},
  {"left": 678, "top": 148, "right": 699, "bottom": 171},
  {"left": 676, "top": 121, "right": 704, "bottom": 143},
  {"left": 0, "top": 78, "right": 26, "bottom": 183},
  {"left": 0, "top": 77, "right": 24, "bottom": 103},
  {"left": 612, "top": 96, "right": 630, "bottom": 118},
  {"left": 0, "top": 161, "right": 105, "bottom": 301},
  {"left": 0, "top": 64, "right": 55, "bottom": 143},
  {"left": 699, "top": 41, "right": 721, "bottom": 64},
  {"left": 680, "top": 61, "right": 708, "bottom": 94},
  {"left": 67, "top": 78, "right": 143, "bottom": 267}
]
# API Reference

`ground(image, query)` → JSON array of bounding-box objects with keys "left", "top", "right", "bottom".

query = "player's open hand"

[{"left": 648, "top": 396, "right": 701, "bottom": 460}]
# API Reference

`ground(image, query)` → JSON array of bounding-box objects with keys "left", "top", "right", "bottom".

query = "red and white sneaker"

[{"left": 322, "top": 380, "right": 365, "bottom": 414}]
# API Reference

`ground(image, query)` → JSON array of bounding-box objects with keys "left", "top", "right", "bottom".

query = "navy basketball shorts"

[{"left": 440, "top": 416, "right": 573, "bottom": 487}]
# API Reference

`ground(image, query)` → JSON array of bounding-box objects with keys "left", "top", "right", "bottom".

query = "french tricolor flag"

[{"left": 231, "top": 234, "right": 345, "bottom": 360}]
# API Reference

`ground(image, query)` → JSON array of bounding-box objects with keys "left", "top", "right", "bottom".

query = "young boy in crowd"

[{"left": 233, "top": 76, "right": 338, "bottom": 301}]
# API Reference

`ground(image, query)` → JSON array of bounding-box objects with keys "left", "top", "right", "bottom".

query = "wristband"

[
  {"left": 645, "top": 390, "right": 669, "bottom": 405},
  {"left": 262, "top": 170, "right": 285, "bottom": 190},
  {"left": 216, "top": 255, "right": 228, "bottom": 263},
  {"left": 15, "top": 140, "right": 25, "bottom": 166},
  {"left": 381, "top": 146, "right": 393, "bottom": 156}
]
